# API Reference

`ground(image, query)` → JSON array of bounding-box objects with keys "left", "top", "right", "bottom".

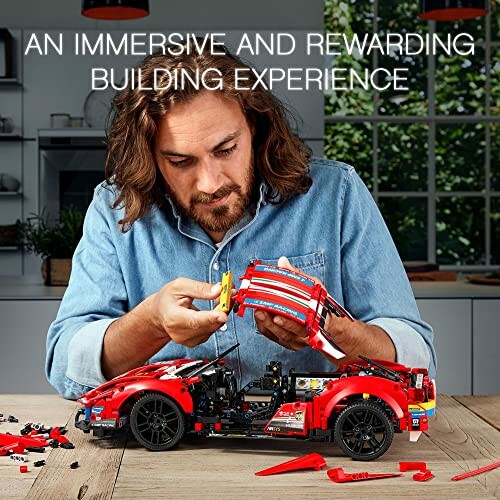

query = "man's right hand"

[
  {"left": 148, "top": 278, "right": 228, "bottom": 347},
  {"left": 102, "top": 277, "right": 228, "bottom": 380}
]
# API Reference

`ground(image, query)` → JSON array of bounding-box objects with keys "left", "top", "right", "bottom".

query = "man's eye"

[
  {"left": 216, "top": 144, "right": 237, "bottom": 157},
  {"left": 168, "top": 158, "right": 189, "bottom": 167}
]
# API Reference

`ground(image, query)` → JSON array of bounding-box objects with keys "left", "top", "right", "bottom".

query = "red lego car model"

[{"left": 75, "top": 344, "right": 436, "bottom": 461}]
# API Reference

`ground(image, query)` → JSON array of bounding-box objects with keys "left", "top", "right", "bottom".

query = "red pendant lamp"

[
  {"left": 420, "top": 0, "right": 488, "bottom": 21},
  {"left": 82, "top": 0, "right": 149, "bottom": 20}
]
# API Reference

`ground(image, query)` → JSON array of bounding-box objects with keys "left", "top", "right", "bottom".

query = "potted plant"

[{"left": 17, "top": 208, "right": 84, "bottom": 285}]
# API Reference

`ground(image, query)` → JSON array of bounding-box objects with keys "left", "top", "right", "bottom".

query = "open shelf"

[
  {"left": 0, "top": 191, "right": 22, "bottom": 197},
  {"left": 0, "top": 78, "right": 22, "bottom": 86},
  {"left": 0, "top": 133, "right": 23, "bottom": 141},
  {"left": 0, "top": 246, "right": 19, "bottom": 251}
]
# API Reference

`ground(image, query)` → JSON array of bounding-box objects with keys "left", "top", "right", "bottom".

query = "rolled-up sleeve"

[
  {"left": 46, "top": 185, "right": 127, "bottom": 399},
  {"left": 340, "top": 167, "right": 436, "bottom": 378}
]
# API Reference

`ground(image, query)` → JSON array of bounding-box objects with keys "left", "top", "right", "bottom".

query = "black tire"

[
  {"left": 130, "top": 393, "right": 185, "bottom": 451},
  {"left": 334, "top": 400, "right": 394, "bottom": 461}
]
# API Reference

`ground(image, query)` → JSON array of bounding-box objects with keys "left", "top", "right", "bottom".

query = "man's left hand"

[{"left": 253, "top": 256, "right": 396, "bottom": 363}]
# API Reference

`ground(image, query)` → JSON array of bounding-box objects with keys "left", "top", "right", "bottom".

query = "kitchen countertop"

[
  {"left": 0, "top": 394, "right": 499, "bottom": 499},
  {"left": 1, "top": 276, "right": 500, "bottom": 300},
  {"left": 0, "top": 277, "right": 66, "bottom": 300},
  {"left": 410, "top": 281, "right": 500, "bottom": 299}
]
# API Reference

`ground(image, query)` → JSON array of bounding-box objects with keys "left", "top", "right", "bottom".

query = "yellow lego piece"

[{"left": 218, "top": 271, "right": 233, "bottom": 313}]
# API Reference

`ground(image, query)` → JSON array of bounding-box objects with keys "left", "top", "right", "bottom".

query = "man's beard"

[{"left": 166, "top": 165, "right": 255, "bottom": 234}]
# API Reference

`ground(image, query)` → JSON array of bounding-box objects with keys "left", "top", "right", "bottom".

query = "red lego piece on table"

[
  {"left": 255, "top": 453, "right": 327, "bottom": 476},
  {"left": 0, "top": 432, "right": 48, "bottom": 456},
  {"left": 19, "top": 465, "right": 28, "bottom": 473},
  {"left": 399, "top": 461, "right": 427, "bottom": 472},
  {"left": 327, "top": 467, "right": 401, "bottom": 483},
  {"left": 451, "top": 461, "right": 500, "bottom": 481},
  {"left": 413, "top": 469, "right": 435, "bottom": 481}
]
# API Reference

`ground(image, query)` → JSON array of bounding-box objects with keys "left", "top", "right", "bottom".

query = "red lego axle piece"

[
  {"left": 327, "top": 467, "right": 402, "bottom": 483},
  {"left": 451, "top": 461, "right": 500, "bottom": 481},
  {"left": 255, "top": 453, "right": 327, "bottom": 476}
]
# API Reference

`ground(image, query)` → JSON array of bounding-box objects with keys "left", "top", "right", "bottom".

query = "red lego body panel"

[
  {"left": 234, "top": 260, "right": 353, "bottom": 359},
  {"left": 317, "top": 376, "right": 409, "bottom": 423}
]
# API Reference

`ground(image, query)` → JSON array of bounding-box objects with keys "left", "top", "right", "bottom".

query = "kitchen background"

[{"left": 0, "top": 0, "right": 498, "bottom": 396}]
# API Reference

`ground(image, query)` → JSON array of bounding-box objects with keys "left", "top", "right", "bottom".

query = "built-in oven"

[{"left": 38, "top": 129, "right": 107, "bottom": 222}]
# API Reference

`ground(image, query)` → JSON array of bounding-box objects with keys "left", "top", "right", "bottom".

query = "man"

[{"left": 46, "top": 43, "right": 435, "bottom": 400}]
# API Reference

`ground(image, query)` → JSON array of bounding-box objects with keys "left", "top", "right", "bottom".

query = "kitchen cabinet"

[
  {"left": 472, "top": 300, "right": 500, "bottom": 395},
  {"left": 416, "top": 299, "right": 472, "bottom": 395},
  {"left": 0, "top": 300, "right": 60, "bottom": 393}
]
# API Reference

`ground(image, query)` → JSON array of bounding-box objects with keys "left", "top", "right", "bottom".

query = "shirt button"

[
  {"left": 220, "top": 324, "right": 228, "bottom": 331},
  {"left": 213, "top": 262, "right": 220, "bottom": 271}
]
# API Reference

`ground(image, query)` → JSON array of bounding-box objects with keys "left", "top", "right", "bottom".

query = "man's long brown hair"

[{"left": 105, "top": 41, "right": 312, "bottom": 230}]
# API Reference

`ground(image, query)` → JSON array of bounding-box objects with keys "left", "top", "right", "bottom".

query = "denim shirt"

[{"left": 46, "top": 158, "right": 436, "bottom": 399}]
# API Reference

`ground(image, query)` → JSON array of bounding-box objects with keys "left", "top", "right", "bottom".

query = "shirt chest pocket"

[{"left": 250, "top": 250, "right": 325, "bottom": 332}]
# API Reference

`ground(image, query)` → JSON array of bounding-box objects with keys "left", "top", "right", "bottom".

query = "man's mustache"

[{"left": 191, "top": 183, "right": 241, "bottom": 205}]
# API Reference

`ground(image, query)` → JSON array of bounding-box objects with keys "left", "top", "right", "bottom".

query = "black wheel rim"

[
  {"left": 134, "top": 398, "right": 181, "bottom": 447},
  {"left": 340, "top": 407, "right": 388, "bottom": 457}
]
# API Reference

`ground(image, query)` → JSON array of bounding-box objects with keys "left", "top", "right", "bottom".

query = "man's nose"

[{"left": 196, "top": 158, "right": 223, "bottom": 194}]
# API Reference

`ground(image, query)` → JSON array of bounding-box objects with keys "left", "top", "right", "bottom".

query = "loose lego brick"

[
  {"left": 399, "top": 461, "right": 427, "bottom": 472},
  {"left": 413, "top": 469, "right": 435, "bottom": 481}
]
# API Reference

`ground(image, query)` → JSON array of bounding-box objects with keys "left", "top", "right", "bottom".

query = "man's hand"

[
  {"left": 150, "top": 278, "right": 228, "bottom": 347},
  {"left": 254, "top": 256, "right": 396, "bottom": 363},
  {"left": 102, "top": 277, "right": 227, "bottom": 380}
]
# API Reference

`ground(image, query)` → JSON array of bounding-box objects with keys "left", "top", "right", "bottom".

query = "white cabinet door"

[
  {"left": 416, "top": 299, "right": 472, "bottom": 395},
  {"left": 473, "top": 300, "right": 500, "bottom": 395},
  {"left": 0, "top": 300, "right": 61, "bottom": 393}
]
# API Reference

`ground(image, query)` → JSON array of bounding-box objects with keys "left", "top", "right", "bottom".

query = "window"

[{"left": 324, "top": 0, "right": 499, "bottom": 269}]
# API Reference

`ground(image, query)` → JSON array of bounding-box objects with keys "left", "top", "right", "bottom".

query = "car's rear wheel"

[
  {"left": 334, "top": 400, "right": 394, "bottom": 461},
  {"left": 130, "top": 393, "right": 185, "bottom": 451}
]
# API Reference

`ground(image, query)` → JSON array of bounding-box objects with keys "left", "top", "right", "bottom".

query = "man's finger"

[
  {"left": 172, "top": 278, "right": 222, "bottom": 300},
  {"left": 277, "top": 256, "right": 300, "bottom": 273},
  {"left": 271, "top": 325, "right": 309, "bottom": 349},
  {"left": 259, "top": 326, "right": 281, "bottom": 345},
  {"left": 272, "top": 315, "right": 308, "bottom": 337},
  {"left": 260, "top": 326, "right": 307, "bottom": 352},
  {"left": 255, "top": 310, "right": 308, "bottom": 338},
  {"left": 173, "top": 307, "right": 227, "bottom": 336},
  {"left": 277, "top": 256, "right": 324, "bottom": 286},
  {"left": 255, "top": 311, "right": 309, "bottom": 350}
]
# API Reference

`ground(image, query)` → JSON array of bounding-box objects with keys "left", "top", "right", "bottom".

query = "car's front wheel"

[
  {"left": 334, "top": 400, "right": 394, "bottom": 461},
  {"left": 130, "top": 392, "right": 185, "bottom": 451}
]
